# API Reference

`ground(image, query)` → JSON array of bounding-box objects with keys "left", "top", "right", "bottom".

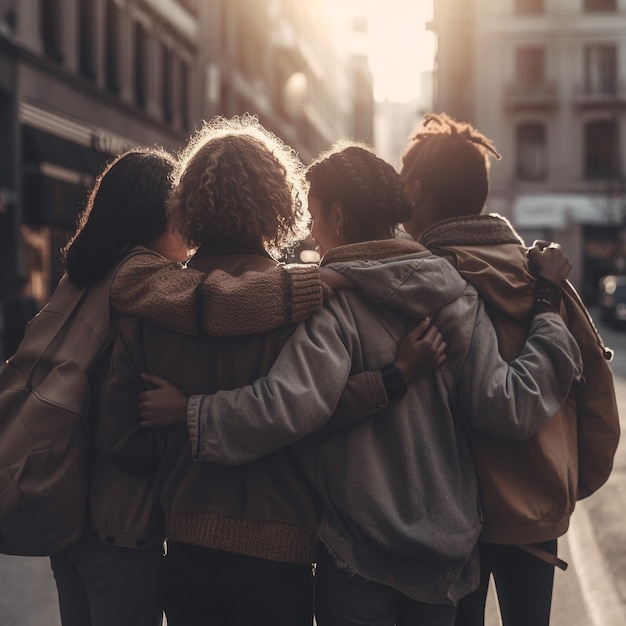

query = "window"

[
  {"left": 161, "top": 45, "right": 174, "bottom": 123},
  {"left": 514, "top": 0, "right": 544, "bottom": 14},
  {"left": 105, "top": 0, "right": 119, "bottom": 94},
  {"left": 585, "top": 45, "right": 617, "bottom": 94},
  {"left": 517, "top": 123, "right": 547, "bottom": 180},
  {"left": 179, "top": 58, "right": 190, "bottom": 131},
  {"left": 134, "top": 21, "right": 148, "bottom": 110},
  {"left": 584, "top": 0, "right": 616, "bottom": 11},
  {"left": 78, "top": 0, "right": 96, "bottom": 80},
  {"left": 41, "top": 0, "right": 63, "bottom": 62},
  {"left": 516, "top": 46, "right": 544, "bottom": 88},
  {"left": 585, "top": 121, "right": 620, "bottom": 179}
]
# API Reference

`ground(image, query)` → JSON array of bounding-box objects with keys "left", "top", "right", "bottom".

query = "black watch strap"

[
  {"left": 381, "top": 364, "right": 407, "bottom": 401},
  {"left": 534, "top": 275, "right": 562, "bottom": 315}
]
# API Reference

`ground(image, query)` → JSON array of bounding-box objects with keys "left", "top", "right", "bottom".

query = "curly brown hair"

[
  {"left": 401, "top": 112, "right": 501, "bottom": 217},
  {"left": 168, "top": 115, "right": 308, "bottom": 258},
  {"left": 306, "top": 141, "right": 412, "bottom": 244}
]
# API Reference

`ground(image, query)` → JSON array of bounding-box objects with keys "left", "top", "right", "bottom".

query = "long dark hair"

[
  {"left": 62, "top": 147, "right": 175, "bottom": 289},
  {"left": 306, "top": 142, "right": 412, "bottom": 244}
]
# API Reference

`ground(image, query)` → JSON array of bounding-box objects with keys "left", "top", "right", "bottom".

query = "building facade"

[
  {"left": 0, "top": 0, "right": 367, "bottom": 307},
  {"left": 431, "top": 0, "right": 626, "bottom": 299}
]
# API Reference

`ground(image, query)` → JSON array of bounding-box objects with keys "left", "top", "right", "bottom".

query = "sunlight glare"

[{"left": 368, "top": 0, "right": 435, "bottom": 103}]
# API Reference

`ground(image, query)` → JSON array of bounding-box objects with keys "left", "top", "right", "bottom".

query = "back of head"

[
  {"left": 401, "top": 113, "right": 501, "bottom": 219},
  {"left": 62, "top": 147, "right": 175, "bottom": 289},
  {"left": 169, "top": 114, "right": 308, "bottom": 259},
  {"left": 306, "top": 142, "right": 412, "bottom": 243}
]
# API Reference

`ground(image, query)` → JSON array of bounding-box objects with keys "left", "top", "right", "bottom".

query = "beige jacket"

[{"left": 421, "top": 214, "right": 620, "bottom": 544}]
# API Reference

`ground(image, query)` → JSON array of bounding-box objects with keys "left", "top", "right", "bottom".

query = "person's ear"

[
  {"left": 330, "top": 201, "right": 346, "bottom": 236},
  {"left": 413, "top": 180, "right": 423, "bottom": 206}
]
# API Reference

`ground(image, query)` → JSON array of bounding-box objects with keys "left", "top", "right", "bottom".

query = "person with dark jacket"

[
  {"left": 400, "top": 113, "right": 620, "bottom": 626},
  {"left": 97, "top": 117, "right": 356, "bottom": 626}
]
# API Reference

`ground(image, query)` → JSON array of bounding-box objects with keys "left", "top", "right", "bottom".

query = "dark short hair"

[
  {"left": 62, "top": 147, "right": 176, "bottom": 289},
  {"left": 401, "top": 113, "right": 501, "bottom": 218}
]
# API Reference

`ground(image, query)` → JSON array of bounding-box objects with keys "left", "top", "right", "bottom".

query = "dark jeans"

[
  {"left": 314, "top": 550, "right": 457, "bottom": 626},
  {"left": 49, "top": 535, "right": 163, "bottom": 626},
  {"left": 455, "top": 539, "right": 557, "bottom": 626},
  {"left": 162, "top": 540, "right": 314, "bottom": 626}
]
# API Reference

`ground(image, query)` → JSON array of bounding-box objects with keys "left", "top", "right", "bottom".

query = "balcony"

[
  {"left": 503, "top": 81, "right": 558, "bottom": 110},
  {"left": 572, "top": 83, "right": 626, "bottom": 109}
]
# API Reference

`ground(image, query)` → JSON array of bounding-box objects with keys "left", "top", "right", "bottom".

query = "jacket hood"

[
  {"left": 420, "top": 214, "right": 536, "bottom": 321},
  {"left": 322, "top": 239, "right": 469, "bottom": 319}
]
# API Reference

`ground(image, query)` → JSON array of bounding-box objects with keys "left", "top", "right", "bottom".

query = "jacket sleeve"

[
  {"left": 331, "top": 257, "right": 584, "bottom": 440},
  {"left": 186, "top": 305, "right": 385, "bottom": 465},
  {"left": 459, "top": 305, "right": 583, "bottom": 440},
  {"left": 110, "top": 249, "right": 328, "bottom": 337},
  {"left": 96, "top": 317, "right": 161, "bottom": 474},
  {"left": 562, "top": 285, "right": 621, "bottom": 499}
]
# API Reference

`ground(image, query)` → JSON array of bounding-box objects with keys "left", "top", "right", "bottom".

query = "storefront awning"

[
  {"left": 22, "top": 126, "right": 110, "bottom": 179},
  {"left": 512, "top": 194, "right": 619, "bottom": 229},
  {"left": 22, "top": 126, "right": 111, "bottom": 228}
]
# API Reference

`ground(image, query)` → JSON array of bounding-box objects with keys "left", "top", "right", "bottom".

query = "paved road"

[{"left": 1, "top": 310, "right": 626, "bottom": 625}]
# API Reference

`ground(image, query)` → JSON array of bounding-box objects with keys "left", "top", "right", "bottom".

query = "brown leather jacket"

[
  {"left": 93, "top": 247, "right": 321, "bottom": 560},
  {"left": 421, "top": 214, "right": 620, "bottom": 544}
]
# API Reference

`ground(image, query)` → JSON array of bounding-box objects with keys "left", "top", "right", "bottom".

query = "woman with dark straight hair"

[{"left": 44, "top": 142, "right": 334, "bottom": 626}]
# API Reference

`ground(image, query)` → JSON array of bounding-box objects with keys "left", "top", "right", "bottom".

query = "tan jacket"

[{"left": 421, "top": 214, "right": 620, "bottom": 544}]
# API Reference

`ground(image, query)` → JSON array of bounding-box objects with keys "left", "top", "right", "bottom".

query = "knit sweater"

[{"left": 110, "top": 248, "right": 329, "bottom": 336}]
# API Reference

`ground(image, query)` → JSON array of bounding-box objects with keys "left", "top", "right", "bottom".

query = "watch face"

[{"left": 382, "top": 365, "right": 407, "bottom": 400}]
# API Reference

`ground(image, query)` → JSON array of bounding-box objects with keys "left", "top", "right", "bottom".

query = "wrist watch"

[{"left": 381, "top": 364, "right": 408, "bottom": 401}]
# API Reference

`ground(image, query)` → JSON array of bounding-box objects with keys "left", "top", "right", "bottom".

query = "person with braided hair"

[
  {"left": 400, "top": 112, "right": 620, "bottom": 626},
  {"left": 133, "top": 141, "right": 583, "bottom": 626}
]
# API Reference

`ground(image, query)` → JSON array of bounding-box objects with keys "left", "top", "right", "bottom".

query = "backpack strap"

[
  {"left": 518, "top": 544, "right": 568, "bottom": 570},
  {"left": 16, "top": 246, "right": 151, "bottom": 386}
]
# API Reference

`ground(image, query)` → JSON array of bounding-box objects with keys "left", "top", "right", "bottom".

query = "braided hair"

[
  {"left": 401, "top": 112, "right": 501, "bottom": 217},
  {"left": 306, "top": 142, "right": 412, "bottom": 244}
]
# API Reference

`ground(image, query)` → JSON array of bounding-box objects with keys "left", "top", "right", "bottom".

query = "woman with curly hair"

[
  {"left": 95, "top": 116, "right": 328, "bottom": 626},
  {"left": 44, "top": 137, "right": 341, "bottom": 626},
  {"left": 134, "top": 142, "right": 581, "bottom": 626}
]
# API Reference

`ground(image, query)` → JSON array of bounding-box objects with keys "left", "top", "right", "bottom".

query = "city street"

[{"left": 1, "top": 310, "right": 626, "bottom": 626}]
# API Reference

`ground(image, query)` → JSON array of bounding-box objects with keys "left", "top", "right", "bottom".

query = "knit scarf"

[{"left": 420, "top": 214, "right": 526, "bottom": 249}]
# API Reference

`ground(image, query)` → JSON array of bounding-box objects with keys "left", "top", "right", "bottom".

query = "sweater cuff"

[
  {"left": 187, "top": 395, "right": 202, "bottom": 460},
  {"left": 284, "top": 264, "right": 326, "bottom": 324}
]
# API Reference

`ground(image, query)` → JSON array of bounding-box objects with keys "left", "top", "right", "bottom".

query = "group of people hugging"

[{"left": 45, "top": 112, "right": 619, "bottom": 626}]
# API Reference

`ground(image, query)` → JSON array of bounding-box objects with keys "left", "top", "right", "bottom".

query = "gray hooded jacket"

[{"left": 186, "top": 240, "right": 582, "bottom": 605}]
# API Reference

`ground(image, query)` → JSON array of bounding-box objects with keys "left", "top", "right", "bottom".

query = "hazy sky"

[{"left": 367, "top": 0, "right": 435, "bottom": 102}]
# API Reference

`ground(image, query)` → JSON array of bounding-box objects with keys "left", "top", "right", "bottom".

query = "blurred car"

[{"left": 598, "top": 275, "right": 626, "bottom": 327}]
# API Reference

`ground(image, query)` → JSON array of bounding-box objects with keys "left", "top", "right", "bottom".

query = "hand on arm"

[
  {"left": 139, "top": 374, "right": 188, "bottom": 428},
  {"left": 394, "top": 317, "right": 446, "bottom": 383}
]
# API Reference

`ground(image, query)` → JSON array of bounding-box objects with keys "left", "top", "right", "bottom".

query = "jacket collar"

[
  {"left": 420, "top": 214, "right": 525, "bottom": 249},
  {"left": 320, "top": 239, "right": 426, "bottom": 266}
]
